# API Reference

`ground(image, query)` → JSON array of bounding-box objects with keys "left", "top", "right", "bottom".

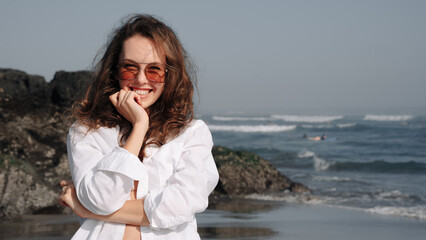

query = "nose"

[{"left": 135, "top": 68, "right": 149, "bottom": 85}]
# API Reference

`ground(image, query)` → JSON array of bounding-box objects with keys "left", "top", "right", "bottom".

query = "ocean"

[{"left": 202, "top": 113, "right": 426, "bottom": 220}]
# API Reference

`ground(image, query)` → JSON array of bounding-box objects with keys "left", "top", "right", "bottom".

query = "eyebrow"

[{"left": 121, "top": 58, "right": 164, "bottom": 65}]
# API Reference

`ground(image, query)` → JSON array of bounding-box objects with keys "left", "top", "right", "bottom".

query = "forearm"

[
  {"left": 85, "top": 199, "right": 150, "bottom": 226},
  {"left": 123, "top": 122, "right": 148, "bottom": 156}
]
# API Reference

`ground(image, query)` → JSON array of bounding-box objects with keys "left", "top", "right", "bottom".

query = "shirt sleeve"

[
  {"left": 67, "top": 124, "right": 148, "bottom": 215},
  {"left": 143, "top": 121, "right": 219, "bottom": 229}
]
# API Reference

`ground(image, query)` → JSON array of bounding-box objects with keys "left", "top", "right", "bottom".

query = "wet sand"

[
  {"left": 1, "top": 199, "right": 425, "bottom": 239},
  {"left": 0, "top": 214, "right": 79, "bottom": 240},
  {"left": 200, "top": 199, "right": 426, "bottom": 240}
]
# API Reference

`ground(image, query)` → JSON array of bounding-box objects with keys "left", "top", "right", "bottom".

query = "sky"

[{"left": 1, "top": 0, "right": 425, "bottom": 115}]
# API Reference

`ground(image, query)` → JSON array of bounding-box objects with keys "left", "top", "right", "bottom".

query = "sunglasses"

[{"left": 117, "top": 59, "right": 168, "bottom": 83}]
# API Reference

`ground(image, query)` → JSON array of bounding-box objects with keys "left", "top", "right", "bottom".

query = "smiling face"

[{"left": 118, "top": 35, "right": 165, "bottom": 109}]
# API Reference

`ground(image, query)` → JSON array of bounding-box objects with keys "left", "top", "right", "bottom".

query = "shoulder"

[
  {"left": 181, "top": 119, "right": 211, "bottom": 137},
  {"left": 186, "top": 119, "right": 210, "bottom": 132},
  {"left": 68, "top": 121, "right": 120, "bottom": 144},
  {"left": 177, "top": 119, "right": 213, "bottom": 146}
]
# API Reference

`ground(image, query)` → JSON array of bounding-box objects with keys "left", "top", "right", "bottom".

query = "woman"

[{"left": 57, "top": 14, "right": 219, "bottom": 240}]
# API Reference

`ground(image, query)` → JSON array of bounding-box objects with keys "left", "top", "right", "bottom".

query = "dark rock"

[
  {"left": 289, "top": 182, "right": 311, "bottom": 193},
  {"left": 0, "top": 68, "right": 93, "bottom": 109},
  {"left": 0, "top": 106, "right": 72, "bottom": 220},
  {"left": 0, "top": 68, "right": 50, "bottom": 107},
  {"left": 211, "top": 146, "right": 310, "bottom": 198},
  {"left": 0, "top": 68, "right": 87, "bottom": 220},
  {"left": 0, "top": 108, "right": 69, "bottom": 169},
  {"left": 0, "top": 155, "right": 59, "bottom": 220},
  {"left": 49, "top": 71, "right": 93, "bottom": 107}
]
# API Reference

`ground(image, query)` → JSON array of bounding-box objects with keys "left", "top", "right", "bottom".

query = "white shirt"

[{"left": 67, "top": 120, "right": 219, "bottom": 240}]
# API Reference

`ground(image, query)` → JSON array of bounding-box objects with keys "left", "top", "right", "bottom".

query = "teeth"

[{"left": 134, "top": 89, "right": 150, "bottom": 95}]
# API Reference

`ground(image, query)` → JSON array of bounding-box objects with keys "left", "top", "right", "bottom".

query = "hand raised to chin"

[{"left": 109, "top": 89, "right": 149, "bottom": 127}]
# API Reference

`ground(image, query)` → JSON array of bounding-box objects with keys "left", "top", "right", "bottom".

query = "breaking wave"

[
  {"left": 363, "top": 115, "right": 414, "bottom": 121},
  {"left": 295, "top": 150, "right": 426, "bottom": 174},
  {"left": 297, "top": 150, "right": 331, "bottom": 171},
  {"left": 337, "top": 123, "right": 357, "bottom": 128},
  {"left": 297, "top": 150, "right": 315, "bottom": 158},
  {"left": 245, "top": 193, "right": 323, "bottom": 205},
  {"left": 207, "top": 124, "right": 296, "bottom": 133},
  {"left": 271, "top": 115, "right": 344, "bottom": 123},
  {"left": 212, "top": 116, "right": 271, "bottom": 121},
  {"left": 246, "top": 193, "right": 426, "bottom": 220},
  {"left": 312, "top": 176, "right": 353, "bottom": 182},
  {"left": 365, "top": 206, "right": 426, "bottom": 220}
]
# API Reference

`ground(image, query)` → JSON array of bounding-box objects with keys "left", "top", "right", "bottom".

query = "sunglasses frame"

[{"left": 116, "top": 59, "right": 168, "bottom": 83}]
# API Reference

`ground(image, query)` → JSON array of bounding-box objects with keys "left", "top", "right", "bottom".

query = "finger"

[
  {"left": 124, "top": 90, "right": 134, "bottom": 101},
  {"left": 122, "top": 85, "right": 130, "bottom": 91},
  {"left": 124, "top": 90, "right": 137, "bottom": 105},
  {"left": 60, "top": 180, "right": 68, "bottom": 187},
  {"left": 118, "top": 89, "right": 129, "bottom": 107},
  {"left": 60, "top": 179, "right": 72, "bottom": 187},
  {"left": 133, "top": 93, "right": 142, "bottom": 106},
  {"left": 109, "top": 92, "right": 119, "bottom": 107},
  {"left": 119, "top": 90, "right": 136, "bottom": 112},
  {"left": 57, "top": 196, "right": 69, "bottom": 207},
  {"left": 129, "top": 91, "right": 143, "bottom": 107}
]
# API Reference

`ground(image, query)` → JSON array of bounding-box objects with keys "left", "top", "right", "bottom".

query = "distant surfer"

[{"left": 306, "top": 134, "right": 327, "bottom": 141}]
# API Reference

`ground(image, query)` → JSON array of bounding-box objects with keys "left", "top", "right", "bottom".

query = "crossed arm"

[
  {"left": 58, "top": 120, "right": 218, "bottom": 228},
  {"left": 58, "top": 89, "right": 149, "bottom": 226},
  {"left": 58, "top": 179, "right": 149, "bottom": 226}
]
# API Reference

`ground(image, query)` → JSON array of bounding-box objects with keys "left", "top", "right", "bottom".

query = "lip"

[{"left": 130, "top": 86, "right": 152, "bottom": 91}]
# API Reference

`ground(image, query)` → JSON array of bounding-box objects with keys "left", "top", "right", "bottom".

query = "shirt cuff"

[
  {"left": 96, "top": 147, "right": 149, "bottom": 194},
  {"left": 144, "top": 192, "right": 190, "bottom": 230}
]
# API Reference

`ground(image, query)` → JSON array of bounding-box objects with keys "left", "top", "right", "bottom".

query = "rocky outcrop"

[
  {"left": 0, "top": 68, "right": 89, "bottom": 220},
  {"left": 0, "top": 155, "right": 62, "bottom": 219},
  {"left": 50, "top": 71, "right": 93, "bottom": 107},
  {"left": 211, "top": 146, "right": 310, "bottom": 198},
  {"left": 0, "top": 68, "right": 93, "bottom": 109},
  {"left": 0, "top": 67, "right": 310, "bottom": 221},
  {"left": 0, "top": 69, "right": 50, "bottom": 104}
]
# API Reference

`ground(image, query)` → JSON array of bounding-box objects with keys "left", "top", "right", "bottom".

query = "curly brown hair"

[{"left": 72, "top": 14, "right": 195, "bottom": 159}]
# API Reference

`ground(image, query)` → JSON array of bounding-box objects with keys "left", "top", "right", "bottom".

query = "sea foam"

[
  {"left": 314, "top": 156, "right": 331, "bottom": 171},
  {"left": 337, "top": 123, "right": 356, "bottom": 128},
  {"left": 363, "top": 114, "right": 414, "bottom": 121},
  {"left": 271, "top": 115, "right": 344, "bottom": 123},
  {"left": 365, "top": 206, "right": 426, "bottom": 220},
  {"left": 297, "top": 150, "right": 331, "bottom": 171},
  {"left": 312, "top": 176, "right": 352, "bottom": 182},
  {"left": 207, "top": 124, "right": 296, "bottom": 133},
  {"left": 297, "top": 150, "right": 315, "bottom": 158},
  {"left": 245, "top": 193, "right": 323, "bottom": 205},
  {"left": 212, "top": 116, "right": 271, "bottom": 121}
]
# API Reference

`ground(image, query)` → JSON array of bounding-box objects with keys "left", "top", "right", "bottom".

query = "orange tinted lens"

[
  {"left": 118, "top": 63, "right": 138, "bottom": 80},
  {"left": 119, "top": 70, "right": 136, "bottom": 80},
  {"left": 145, "top": 64, "right": 165, "bottom": 83}
]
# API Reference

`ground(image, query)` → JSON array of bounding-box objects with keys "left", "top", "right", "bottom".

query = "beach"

[
  {"left": 1, "top": 113, "right": 425, "bottom": 239},
  {"left": 200, "top": 199, "right": 426, "bottom": 240},
  {"left": 1, "top": 199, "right": 425, "bottom": 240}
]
